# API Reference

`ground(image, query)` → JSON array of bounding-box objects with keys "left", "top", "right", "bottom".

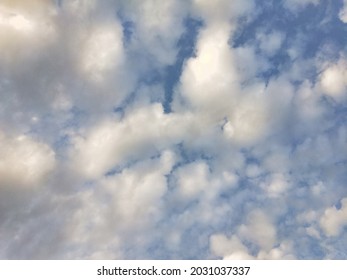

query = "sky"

[{"left": 0, "top": 0, "right": 347, "bottom": 260}]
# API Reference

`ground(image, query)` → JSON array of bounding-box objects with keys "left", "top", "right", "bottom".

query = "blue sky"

[{"left": 0, "top": 0, "right": 347, "bottom": 259}]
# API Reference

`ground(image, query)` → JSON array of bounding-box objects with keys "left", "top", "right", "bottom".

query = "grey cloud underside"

[{"left": 1, "top": 0, "right": 347, "bottom": 259}]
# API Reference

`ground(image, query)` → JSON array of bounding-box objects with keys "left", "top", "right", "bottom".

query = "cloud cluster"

[
  {"left": 320, "top": 198, "right": 347, "bottom": 237},
  {"left": 0, "top": 131, "right": 55, "bottom": 188},
  {"left": 319, "top": 57, "right": 347, "bottom": 101},
  {"left": 339, "top": 0, "right": 347, "bottom": 23},
  {"left": 1, "top": 0, "right": 347, "bottom": 259}
]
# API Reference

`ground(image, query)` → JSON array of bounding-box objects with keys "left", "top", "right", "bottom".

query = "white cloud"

[
  {"left": 62, "top": 0, "right": 97, "bottom": 18},
  {"left": 318, "top": 58, "right": 347, "bottom": 101},
  {"left": 0, "top": 0, "right": 133, "bottom": 131},
  {"left": 339, "top": 0, "right": 347, "bottom": 23},
  {"left": 121, "top": 0, "right": 189, "bottom": 66},
  {"left": 79, "top": 22, "right": 124, "bottom": 83},
  {"left": 245, "top": 163, "right": 262, "bottom": 178},
  {"left": 70, "top": 103, "right": 193, "bottom": 179},
  {"left": 0, "top": 1, "right": 56, "bottom": 65},
  {"left": 0, "top": 131, "right": 55, "bottom": 188},
  {"left": 63, "top": 149, "right": 175, "bottom": 258},
  {"left": 178, "top": 21, "right": 239, "bottom": 114},
  {"left": 209, "top": 210, "right": 280, "bottom": 259},
  {"left": 0, "top": 0, "right": 347, "bottom": 260},
  {"left": 294, "top": 80, "right": 325, "bottom": 125},
  {"left": 256, "top": 31, "right": 285, "bottom": 56},
  {"left": 261, "top": 173, "right": 290, "bottom": 198},
  {"left": 210, "top": 234, "right": 254, "bottom": 259},
  {"left": 176, "top": 161, "right": 209, "bottom": 199},
  {"left": 177, "top": 23, "right": 274, "bottom": 147},
  {"left": 256, "top": 241, "right": 295, "bottom": 260},
  {"left": 238, "top": 209, "right": 277, "bottom": 251},
  {"left": 320, "top": 198, "right": 347, "bottom": 237},
  {"left": 225, "top": 90, "right": 270, "bottom": 146}
]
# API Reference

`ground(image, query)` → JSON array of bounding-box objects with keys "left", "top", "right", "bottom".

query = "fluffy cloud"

[
  {"left": 1, "top": 0, "right": 347, "bottom": 260},
  {"left": 120, "top": 0, "right": 189, "bottom": 66},
  {"left": 79, "top": 21, "right": 124, "bottom": 83},
  {"left": 63, "top": 150, "right": 175, "bottom": 258},
  {"left": 210, "top": 210, "right": 295, "bottom": 259},
  {"left": 0, "top": 1, "right": 56, "bottom": 68},
  {"left": 210, "top": 234, "right": 254, "bottom": 260},
  {"left": 238, "top": 210, "right": 277, "bottom": 251},
  {"left": 320, "top": 198, "right": 347, "bottom": 237},
  {"left": 176, "top": 161, "right": 209, "bottom": 199},
  {"left": 256, "top": 31, "right": 285, "bottom": 56},
  {"left": 0, "top": 131, "right": 55, "bottom": 188},
  {"left": 339, "top": 0, "right": 347, "bottom": 23},
  {"left": 318, "top": 57, "right": 347, "bottom": 101},
  {"left": 178, "top": 21, "right": 239, "bottom": 113},
  {"left": 70, "top": 103, "right": 194, "bottom": 179}
]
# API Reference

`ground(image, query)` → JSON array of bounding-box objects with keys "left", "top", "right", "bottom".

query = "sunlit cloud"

[{"left": 1, "top": 0, "right": 347, "bottom": 260}]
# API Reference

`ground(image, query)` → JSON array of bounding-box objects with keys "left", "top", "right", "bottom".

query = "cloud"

[
  {"left": 1, "top": 0, "right": 347, "bottom": 260},
  {"left": 70, "top": 103, "right": 194, "bottom": 179},
  {"left": 120, "top": 0, "right": 189, "bottom": 66},
  {"left": 79, "top": 21, "right": 124, "bottom": 83},
  {"left": 210, "top": 210, "right": 295, "bottom": 260},
  {"left": 64, "top": 149, "right": 176, "bottom": 258},
  {"left": 320, "top": 198, "right": 347, "bottom": 237},
  {"left": 238, "top": 210, "right": 277, "bottom": 251},
  {"left": 224, "top": 89, "right": 271, "bottom": 146},
  {"left": 339, "top": 0, "right": 347, "bottom": 23},
  {"left": 210, "top": 234, "right": 254, "bottom": 260},
  {"left": 0, "top": 1, "right": 56, "bottom": 64},
  {"left": 318, "top": 57, "right": 347, "bottom": 101},
  {"left": 0, "top": 131, "right": 55, "bottom": 188},
  {"left": 176, "top": 161, "right": 209, "bottom": 199},
  {"left": 256, "top": 31, "right": 285, "bottom": 56},
  {"left": 178, "top": 21, "right": 239, "bottom": 113}
]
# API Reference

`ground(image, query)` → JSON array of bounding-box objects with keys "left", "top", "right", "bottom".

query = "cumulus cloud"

[
  {"left": 238, "top": 210, "right": 277, "bottom": 251},
  {"left": 63, "top": 150, "right": 176, "bottom": 258},
  {"left": 210, "top": 234, "right": 254, "bottom": 260},
  {"left": 210, "top": 211, "right": 295, "bottom": 260},
  {"left": 320, "top": 198, "right": 347, "bottom": 237},
  {"left": 339, "top": 0, "right": 347, "bottom": 23},
  {"left": 318, "top": 57, "right": 347, "bottom": 101},
  {"left": 176, "top": 161, "right": 210, "bottom": 199},
  {"left": 0, "top": 131, "right": 55, "bottom": 188},
  {"left": 178, "top": 21, "right": 239, "bottom": 114},
  {"left": 1, "top": 0, "right": 347, "bottom": 260},
  {"left": 70, "top": 103, "right": 193, "bottom": 179},
  {"left": 79, "top": 21, "right": 124, "bottom": 83}
]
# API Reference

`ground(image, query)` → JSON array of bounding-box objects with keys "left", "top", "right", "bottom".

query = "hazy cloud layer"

[{"left": 1, "top": 0, "right": 347, "bottom": 259}]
